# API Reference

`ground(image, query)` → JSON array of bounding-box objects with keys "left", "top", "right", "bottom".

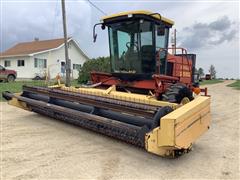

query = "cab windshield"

[{"left": 108, "top": 19, "right": 169, "bottom": 74}]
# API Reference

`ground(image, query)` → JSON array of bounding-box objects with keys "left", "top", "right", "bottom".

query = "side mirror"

[
  {"left": 2, "top": 67, "right": 5, "bottom": 71},
  {"left": 93, "top": 34, "right": 97, "bottom": 43},
  {"left": 157, "top": 26, "right": 165, "bottom": 36},
  {"left": 93, "top": 23, "right": 105, "bottom": 43},
  {"left": 101, "top": 24, "right": 105, "bottom": 30}
]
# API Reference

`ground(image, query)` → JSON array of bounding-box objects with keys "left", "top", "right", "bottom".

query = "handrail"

[{"left": 157, "top": 47, "right": 192, "bottom": 78}]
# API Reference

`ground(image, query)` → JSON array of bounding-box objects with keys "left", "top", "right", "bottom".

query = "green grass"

[
  {"left": 200, "top": 79, "right": 224, "bottom": 85},
  {"left": 227, "top": 80, "right": 240, "bottom": 90},
  {"left": 70, "top": 79, "right": 80, "bottom": 87},
  {"left": 0, "top": 80, "right": 81, "bottom": 101}
]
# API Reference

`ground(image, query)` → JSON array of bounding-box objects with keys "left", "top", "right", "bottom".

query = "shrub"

[{"left": 78, "top": 56, "right": 110, "bottom": 83}]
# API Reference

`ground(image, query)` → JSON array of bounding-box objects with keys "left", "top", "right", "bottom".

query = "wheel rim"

[
  {"left": 8, "top": 76, "right": 14, "bottom": 82},
  {"left": 180, "top": 97, "right": 190, "bottom": 105}
]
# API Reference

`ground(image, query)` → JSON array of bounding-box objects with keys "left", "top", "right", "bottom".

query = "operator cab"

[{"left": 94, "top": 11, "right": 174, "bottom": 80}]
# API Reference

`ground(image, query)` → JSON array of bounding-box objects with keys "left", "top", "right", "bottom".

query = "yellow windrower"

[
  {"left": 2, "top": 10, "right": 211, "bottom": 158},
  {"left": 5, "top": 84, "right": 211, "bottom": 157},
  {"left": 146, "top": 95, "right": 211, "bottom": 156}
]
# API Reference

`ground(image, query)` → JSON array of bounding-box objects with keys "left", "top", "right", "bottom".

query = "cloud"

[
  {"left": 1, "top": 2, "right": 56, "bottom": 51},
  {"left": 0, "top": 1, "right": 238, "bottom": 78},
  {"left": 0, "top": 1, "right": 92, "bottom": 54},
  {"left": 179, "top": 16, "right": 238, "bottom": 50}
]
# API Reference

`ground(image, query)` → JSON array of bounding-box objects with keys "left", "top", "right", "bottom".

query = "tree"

[
  {"left": 78, "top": 56, "right": 110, "bottom": 83},
  {"left": 198, "top": 67, "right": 204, "bottom": 78},
  {"left": 209, "top": 65, "right": 216, "bottom": 79}
]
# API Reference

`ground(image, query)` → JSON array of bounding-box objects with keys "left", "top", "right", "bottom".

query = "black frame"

[
  {"left": 17, "top": 60, "right": 25, "bottom": 67},
  {"left": 108, "top": 19, "right": 156, "bottom": 74},
  {"left": 94, "top": 13, "right": 172, "bottom": 77},
  {"left": 4, "top": 60, "right": 11, "bottom": 67}
]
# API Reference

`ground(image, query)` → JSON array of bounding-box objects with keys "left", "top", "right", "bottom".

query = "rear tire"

[
  {"left": 7, "top": 75, "right": 15, "bottom": 82},
  {"left": 162, "top": 83, "right": 193, "bottom": 103}
]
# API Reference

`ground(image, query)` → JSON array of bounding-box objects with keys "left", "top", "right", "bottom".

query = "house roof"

[{"left": 0, "top": 38, "right": 89, "bottom": 60}]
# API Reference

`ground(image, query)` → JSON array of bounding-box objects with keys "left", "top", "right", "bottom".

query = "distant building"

[{"left": 0, "top": 38, "right": 89, "bottom": 79}]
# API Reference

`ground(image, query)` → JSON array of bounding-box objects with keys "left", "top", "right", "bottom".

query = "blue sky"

[{"left": 0, "top": 0, "right": 239, "bottom": 78}]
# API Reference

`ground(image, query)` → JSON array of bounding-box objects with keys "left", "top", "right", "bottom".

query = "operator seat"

[
  {"left": 141, "top": 45, "right": 155, "bottom": 73},
  {"left": 124, "top": 48, "right": 141, "bottom": 73}
]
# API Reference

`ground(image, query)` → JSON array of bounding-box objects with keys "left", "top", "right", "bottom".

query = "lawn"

[
  {"left": 0, "top": 80, "right": 80, "bottom": 101},
  {"left": 200, "top": 79, "right": 224, "bottom": 85},
  {"left": 227, "top": 80, "right": 240, "bottom": 90}
]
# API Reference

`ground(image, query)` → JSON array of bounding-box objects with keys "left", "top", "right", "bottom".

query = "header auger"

[{"left": 3, "top": 10, "right": 211, "bottom": 157}]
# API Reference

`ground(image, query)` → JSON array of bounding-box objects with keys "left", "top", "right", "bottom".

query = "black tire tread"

[
  {"left": 7, "top": 74, "right": 15, "bottom": 82},
  {"left": 162, "top": 83, "right": 193, "bottom": 103}
]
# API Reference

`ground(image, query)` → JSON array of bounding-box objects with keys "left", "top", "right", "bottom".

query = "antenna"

[{"left": 171, "top": 29, "right": 176, "bottom": 55}]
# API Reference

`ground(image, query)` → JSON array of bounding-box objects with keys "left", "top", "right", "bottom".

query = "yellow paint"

[
  {"left": 145, "top": 128, "right": 175, "bottom": 157},
  {"left": 59, "top": 85, "right": 178, "bottom": 109},
  {"left": 180, "top": 97, "right": 190, "bottom": 105},
  {"left": 49, "top": 84, "right": 65, "bottom": 88},
  {"left": 146, "top": 96, "right": 211, "bottom": 156},
  {"left": 7, "top": 85, "right": 211, "bottom": 157},
  {"left": 157, "top": 119, "right": 175, "bottom": 146},
  {"left": 101, "top": 10, "right": 174, "bottom": 25},
  {"left": 175, "top": 105, "right": 209, "bottom": 136},
  {"left": 8, "top": 93, "right": 30, "bottom": 111},
  {"left": 176, "top": 113, "right": 210, "bottom": 148},
  {"left": 164, "top": 96, "right": 210, "bottom": 124}
]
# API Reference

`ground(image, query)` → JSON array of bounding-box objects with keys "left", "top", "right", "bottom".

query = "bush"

[{"left": 78, "top": 56, "right": 110, "bottom": 83}]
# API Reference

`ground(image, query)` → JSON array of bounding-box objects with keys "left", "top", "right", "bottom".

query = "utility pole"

[{"left": 61, "top": 0, "right": 71, "bottom": 87}]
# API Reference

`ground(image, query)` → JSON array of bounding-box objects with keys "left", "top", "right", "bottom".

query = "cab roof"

[{"left": 101, "top": 10, "right": 174, "bottom": 26}]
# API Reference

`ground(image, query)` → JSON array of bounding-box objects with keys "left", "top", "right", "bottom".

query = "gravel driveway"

[{"left": 1, "top": 80, "right": 239, "bottom": 179}]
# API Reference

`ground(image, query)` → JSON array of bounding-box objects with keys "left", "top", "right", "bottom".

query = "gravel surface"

[{"left": 1, "top": 80, "right": 239, "bottom": 179}]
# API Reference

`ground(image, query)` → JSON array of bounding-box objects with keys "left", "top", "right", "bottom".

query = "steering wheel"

[
  {"left": 126, "top": 42, "right": 138, "bottom": 50},
  {"left": 156, "top": 48, "right": 167, "bottom": 59}
]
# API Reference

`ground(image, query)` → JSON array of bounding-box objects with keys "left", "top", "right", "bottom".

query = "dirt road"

[{"left": 1, "top": 81, "right": 239, "bottom": 179}]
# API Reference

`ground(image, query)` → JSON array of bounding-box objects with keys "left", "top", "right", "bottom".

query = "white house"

[{"left": 0, "top": 38, "right": 89, "bottom": 79}]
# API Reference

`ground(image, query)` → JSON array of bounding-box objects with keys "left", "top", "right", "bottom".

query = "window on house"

[
  {"left": 4, "top": 60, "right": 11, "bottom": 67},
  {"left": 17, "top": 60, "right": 25, "bottom": 67},
  {"left": 73, "top": 64, "right": 81, "bottom": 70},
  {"left": 34, "top": 58, "right": 47, "bottom": 68}
]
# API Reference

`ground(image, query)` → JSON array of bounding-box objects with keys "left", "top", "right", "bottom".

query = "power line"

[
  {"left": 51, "top": 1, "right": 59, "bottom": 38},
  {"left": 86, "top": 0, "right": 107, "bottom": 16}
]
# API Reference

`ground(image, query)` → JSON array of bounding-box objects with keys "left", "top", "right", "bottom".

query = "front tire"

[
  {"left": 7, "top": 75, "right": 15, "bottom": 82},
  {"left": 162, "top": 83, "right": 193, "bottom": 103}
]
